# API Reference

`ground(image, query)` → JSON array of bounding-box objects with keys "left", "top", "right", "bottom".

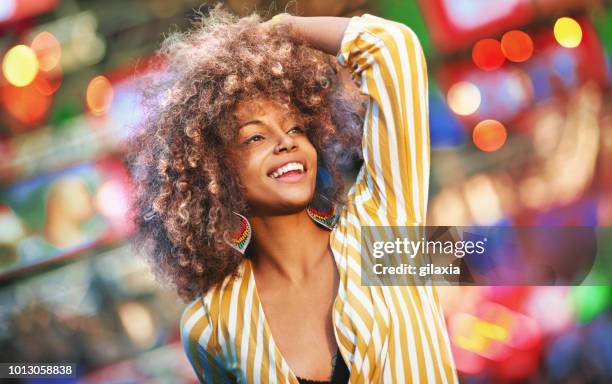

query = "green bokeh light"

[{"left": 570, "top": 285, "right": 611, "bottom": 324}]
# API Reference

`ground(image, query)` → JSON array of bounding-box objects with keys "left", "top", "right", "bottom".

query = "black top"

[{"left": 296, "top": 350, "right": 350, "bottom": 384}]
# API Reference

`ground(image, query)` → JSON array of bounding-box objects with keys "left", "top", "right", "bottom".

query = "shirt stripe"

[{"left": 180, "top": 14, "right": 458, "bottom": 383}]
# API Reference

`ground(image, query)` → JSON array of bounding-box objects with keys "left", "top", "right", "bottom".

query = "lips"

[{"left": 268, "top": 161, "right": 305, "bottom": 179}]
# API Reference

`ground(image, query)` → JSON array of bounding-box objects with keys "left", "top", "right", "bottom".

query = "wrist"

[{"left": 272, "top": 13, "right": 293, "bottom": 26}]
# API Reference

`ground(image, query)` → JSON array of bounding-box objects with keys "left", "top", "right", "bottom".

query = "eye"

[
  {"left": 244, "top": 134, "right": 264, "bottom": 144},
  {"left": 288, "top": 126, "right": 305, "bottom": 134}
]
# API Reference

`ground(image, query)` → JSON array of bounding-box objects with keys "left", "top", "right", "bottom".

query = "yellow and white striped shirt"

[{"left": 181, "top": 14, "right": 458, "bottom": 383}]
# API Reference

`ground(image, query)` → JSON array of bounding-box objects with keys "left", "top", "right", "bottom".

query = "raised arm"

[
  {"left": 277, "top": 14, "right": 430, "bottom": 224},
  {"left": 269, "top": 14, "right": 350, "bottom": 55}
]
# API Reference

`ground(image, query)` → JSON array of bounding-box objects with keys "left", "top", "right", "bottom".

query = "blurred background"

[{"left": 0, "top": 0, "right": 611, "bottom": 382}]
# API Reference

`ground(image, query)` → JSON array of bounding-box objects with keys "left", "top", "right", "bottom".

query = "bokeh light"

[
  {"left": 0, "top": 0, "right": 15, "bottom": 22},
  {"left": 117, "top": 301, "right": 156, "bottom": 349},
  {"left": 554, "top": 17, "right": 582, "bottom": 48},
  {"left": 32, "top": 66, "right": 63, "bottom": 96},
  {"left": 570, "top": 286, "right": 611, "bottom": 324},
  {"left": 86, "top": 75, "right": 114, "bottom": 116},
  {"left": 473, "top": 119, "right": 507, "bottom": 152},
  {"left": 451, "top": 344, "right": 486, "bottom": 375},
  {"left": 472, "top": 39, "right": 505, "bottom": 71},
  {"left": 95, "top": 180, "right": 129, "bottom": 219},
  {"left": 525, "top": 287, "right": 574, "bottom": 334},
  {"left": 447, "top": 81, "right": 481, "bottom": 116},
  {"left": 2, "top": 83, "right": 52, "bottom": 125},
  {"left": 31, "top": 31, "right": 62, "bottom": 72},
  {"left": 501, "top": 30, "right": 534, "bottom": 62},
  {"left": 2, "top": 45, "right": 40, "bottom": 87}
]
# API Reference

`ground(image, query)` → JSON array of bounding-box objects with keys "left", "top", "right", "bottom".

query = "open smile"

[{"left": 267, "top": 161, "right": 307, "bottom": 183}]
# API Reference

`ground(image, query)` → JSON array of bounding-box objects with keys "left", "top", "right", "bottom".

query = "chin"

[
  {"left": 261, "top": 187, "right": 312, "bottom": 213},
  {"left": 250, "top": 175, "right": 316, "bottom": 214},
  {"left": 278, "top": 193, "right": 313, "bottom": 210}
]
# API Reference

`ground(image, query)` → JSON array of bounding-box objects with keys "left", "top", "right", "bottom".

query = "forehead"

[{"left": 233, "top": 96, "right": 302, "bottom": 121}]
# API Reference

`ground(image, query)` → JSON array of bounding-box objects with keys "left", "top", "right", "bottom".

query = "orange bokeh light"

[
  {"left": 31, "top": 31, "right": 61, "bottom": 71},
  {"left": 86, "top": 75, "right": 113, "bottom": 116},
  {"left": 473, "top": 120, "right": 507, "bottom": 152},
  {"left": 2, "top": 83, "right": 51, "bottom": 125},
  {"left": 501, "top": 30, "right": 533, "bottom": 63},
  {"left": 472, "top": 39, "right": 505, "bottom": 71}
]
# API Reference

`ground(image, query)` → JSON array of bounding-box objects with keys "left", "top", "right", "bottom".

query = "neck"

[{"left": 249, "top": 209, "right": 331, "bottom": 283}]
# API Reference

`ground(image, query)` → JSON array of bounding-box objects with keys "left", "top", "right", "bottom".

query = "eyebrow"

[
  {"left": 236, "top": 112, "right": 303, "bottom": 130},
  {"left": 238, "top": 120, "right": 263, "bottom": 130}
]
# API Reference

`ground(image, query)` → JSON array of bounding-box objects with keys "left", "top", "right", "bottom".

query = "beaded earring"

[
  {"left": 224, "top": 211, "right": 252, "bottom": 255},
  {"left": 306, "top": 202, "right": 340, "bottom": 230}
]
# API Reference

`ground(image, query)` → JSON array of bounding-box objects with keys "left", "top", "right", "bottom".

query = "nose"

[{"left": 273, "top": 130, "right": 298, "bottom": 154}]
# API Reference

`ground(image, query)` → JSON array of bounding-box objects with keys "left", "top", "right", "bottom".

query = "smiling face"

[{"left": 230, "top": 96, "right": 318, "bottom": 216}]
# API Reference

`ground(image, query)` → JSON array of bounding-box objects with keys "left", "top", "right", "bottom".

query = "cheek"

[
  {"left": 235, "top": 159, "right": 257, "bottom": 185},
  {"left": 234, "top": 150, "right": 266, "bottom": 193},
  {"left": 302, "top": 139, "right": 318, "bottom": 170}
]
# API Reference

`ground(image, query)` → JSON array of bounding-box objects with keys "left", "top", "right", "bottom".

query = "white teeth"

[{"left": 270, "top": 162, "right": 304, "bottom": 179}]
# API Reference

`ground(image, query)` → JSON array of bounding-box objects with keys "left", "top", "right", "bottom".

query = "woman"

[{"left": 129, "top": 4, "right": 457, "bottom": 383}]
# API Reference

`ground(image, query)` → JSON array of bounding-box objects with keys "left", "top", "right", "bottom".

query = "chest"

[
  {"left": 263, "top": 287, "right": 337, "bottom": 376},
  {"left": 255, "top": 260, "right": 340, "bottom": 380}
]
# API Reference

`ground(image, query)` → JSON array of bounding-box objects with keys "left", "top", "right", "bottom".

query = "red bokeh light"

[
  {"left": 472, "top": 39, "right": 505, "bottom": 71},
  {"left": 1, "top": 83, "right": 51, "bottom": 125},
  {"left": 501, "top": 30, "right": 534, "bottom": 62},
  {"left": 32, "top": 66, "right": 62, "bottom": 96}
]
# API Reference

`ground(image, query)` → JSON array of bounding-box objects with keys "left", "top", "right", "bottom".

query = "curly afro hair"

[{"left": 127, "top": 4, "right": 364, "bottom": 303}]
